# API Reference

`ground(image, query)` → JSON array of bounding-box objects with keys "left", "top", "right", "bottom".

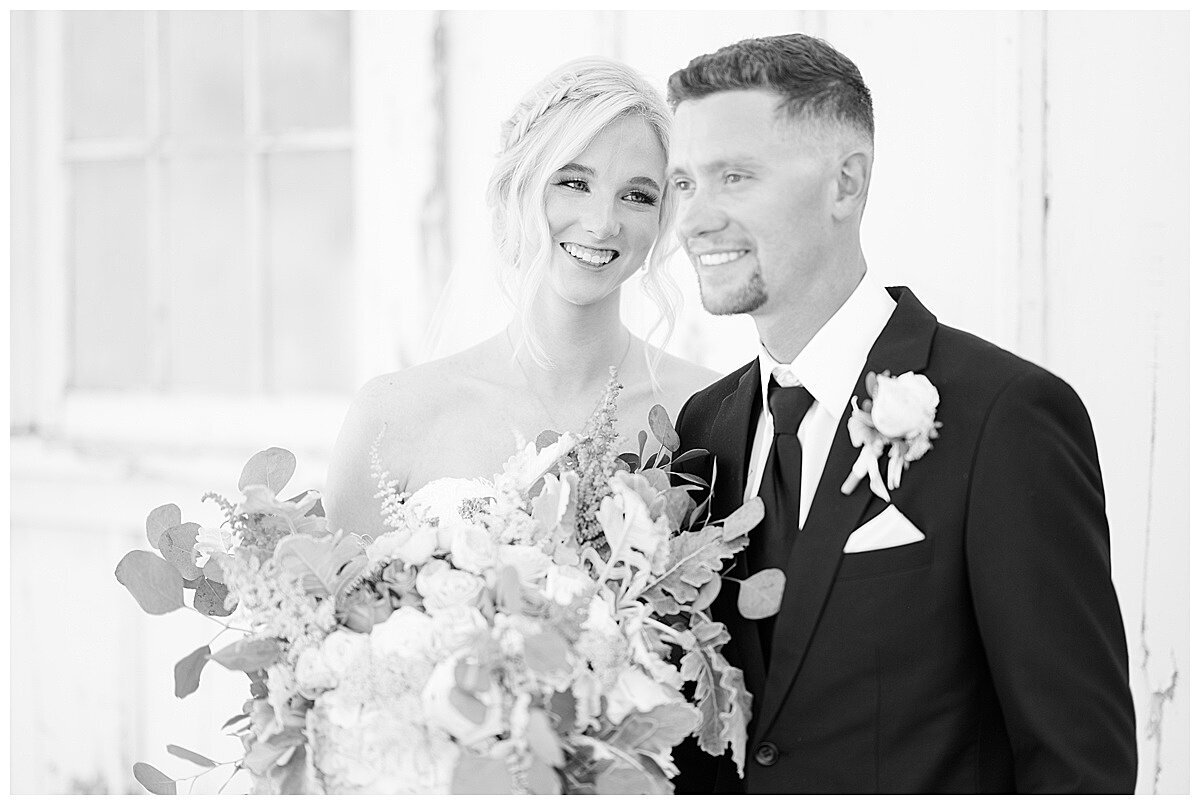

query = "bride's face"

[{"left": 543, "top": 115, "right": 666, "bottom": 307}]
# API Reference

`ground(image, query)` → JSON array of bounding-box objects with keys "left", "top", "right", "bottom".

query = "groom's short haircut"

[{"left": 667, "top": 33, "right": 873, "bottom": 145}]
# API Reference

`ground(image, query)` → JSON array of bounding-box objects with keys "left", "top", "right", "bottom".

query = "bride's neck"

[{"left": 506, "top": 291, "right": 631, "bottom": 394}]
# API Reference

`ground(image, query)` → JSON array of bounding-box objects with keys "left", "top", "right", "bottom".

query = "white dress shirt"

[{"left": 744, "top": 276, "right": 897, "bottom": 529}]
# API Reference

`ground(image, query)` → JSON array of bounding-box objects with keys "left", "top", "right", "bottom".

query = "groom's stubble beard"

[{"left": 698, "top": 266, "right": 768, "bottom": 315}]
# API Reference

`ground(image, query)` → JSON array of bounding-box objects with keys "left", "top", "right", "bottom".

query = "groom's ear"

[{"left": 832, "top": 149, "right": 872, "bottom": 222}]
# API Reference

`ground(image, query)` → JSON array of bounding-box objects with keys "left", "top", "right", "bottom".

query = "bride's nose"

[{"left": 581, "top": 198, "right": 619, "bottom": 240}]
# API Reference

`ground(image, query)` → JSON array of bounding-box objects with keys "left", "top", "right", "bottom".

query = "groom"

[{"left": 666, "top": 34, "right": 1136, "bottom": 793}]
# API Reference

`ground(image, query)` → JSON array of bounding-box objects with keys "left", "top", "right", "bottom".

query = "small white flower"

[
  {"left": 371, "top": 606, "right": 437, "bottom": 660},
  {"left": 193, "top": 526, "right": 241, "bottom": 569}
]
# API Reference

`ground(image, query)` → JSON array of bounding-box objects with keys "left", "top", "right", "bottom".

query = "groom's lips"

[{"left": 692, "top": 248, "right": 752, "bottom": 267}]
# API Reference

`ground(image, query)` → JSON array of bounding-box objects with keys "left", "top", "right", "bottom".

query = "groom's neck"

[{"left": 755, "top": 255, "right": 867, "bottom": 364}]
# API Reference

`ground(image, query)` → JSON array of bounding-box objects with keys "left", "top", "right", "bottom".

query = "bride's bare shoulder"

[
  {"left": 651, "top": 350, "right": 722, "bottom": 416},
  {"left": 349, "top": 342, "right": 503, "bottom": 432}
]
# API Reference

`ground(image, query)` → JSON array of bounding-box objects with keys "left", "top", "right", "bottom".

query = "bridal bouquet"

[{"left": 115, "top": 375, "right": 777, "bottom": 794}]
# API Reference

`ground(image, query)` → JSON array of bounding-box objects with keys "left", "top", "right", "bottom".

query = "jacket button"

[{"left": 754, "top": 741, "right": 779, "bottom": 767}]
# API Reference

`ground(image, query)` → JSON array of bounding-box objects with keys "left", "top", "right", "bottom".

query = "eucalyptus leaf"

[
  {"left": 221, "top": 712, "right": 251, "bottom": 730},
  {"left": 133, "top": 762, "right": 177, "bottom": 795},
  {"left": 451, "top": 754, "right": 513, "bottom": 794},
  {"left": 211, "top": 637, "right": 281, "bottom": 672},
  {"left": 145, "top": 503, "right": 181, "bottom": 550},
  {"left": 525, "top": 630, "right": 570, "bottom": 676},
  {"left": 202, "top": 556, "right": 225, "bottom": 585},
  {"left": 286, "top": 491, "right": 324, "bottom": 518},
  {"left": 238, "top": 447, "right": 296, "bottom": 494},
  {"left": 662, "top": 486, "right": 696, "bottom": 532},
  {"left": 617, "top": 452, "right": 640, "bottom": 471},
  {"left": 722, "top": 498, "right": 765, "bottom": 540},
  {"left": 637, "top": 429, "right": 648, "bottom": 459},
  {"left": 648, "top": 404, "right": 680, "bottom": 452},
  {"left": 166, "top": 744, "right": 217, "bottom": 768},
  {"left": 159, "top": 523, "right": 202, "bottom": 581},
  {"left": 277, "top": 745, "right": 308, "bottom": 794},
  {"left": 115, "top": 551, "right": 185, "bottom": 615},
  {"left": 669, "top": 447, "right": 709, "bottom": 467},
  {"left": 449, "top": 687, "right": 487, "bottom": 725},
  {"left": 737, "top": 568, "right": 786, "bottom": 620},
  {"left": 193, "top": 577, "right": 235, "bottom": 617},
  {"left": 174, "top": 645, "right": 210, "bottom": 699},
  {"left": 672, "top": 472, "right": 709, "bottom": 488}
]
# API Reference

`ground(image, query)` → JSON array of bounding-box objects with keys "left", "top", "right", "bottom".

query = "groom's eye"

[
  {"left": 671, "top": 177, "right": 694, "bottom": 193},
  {"left": 724, "top": 172, "right": 747, "bottom": 185}
]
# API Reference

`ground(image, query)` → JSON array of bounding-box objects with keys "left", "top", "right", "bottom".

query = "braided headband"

[{"left": 501, "top": 73, "right": 581, "bottom": 151}]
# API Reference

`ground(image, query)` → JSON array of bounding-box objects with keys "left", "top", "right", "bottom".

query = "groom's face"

[{"left": 668, "top": 89, "right": 839, "bottom": 317}]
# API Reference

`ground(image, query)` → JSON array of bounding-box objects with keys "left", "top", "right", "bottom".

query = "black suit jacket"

[{"left": 671, "top": 288, "right": 1136, "bottom": 793}]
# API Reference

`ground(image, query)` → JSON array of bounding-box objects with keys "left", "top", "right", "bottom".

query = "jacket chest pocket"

[{"left": 836, "top": 536, "right": 933, "bottom": 581}]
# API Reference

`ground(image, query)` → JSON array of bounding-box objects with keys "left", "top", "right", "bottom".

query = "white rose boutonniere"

[{"left": 841, "top": 370, "right": 941, "bottom": 500}]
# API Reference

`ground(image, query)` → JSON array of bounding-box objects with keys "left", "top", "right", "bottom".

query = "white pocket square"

[{"left": 843, "top": 505, "right": 925, "bottom": 554}]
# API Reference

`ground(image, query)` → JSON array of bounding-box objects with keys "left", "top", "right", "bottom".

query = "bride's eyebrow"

[
  {"left": 556, "top": 162, "right": 594, "bottom": 176},
  {"left": 629, "top": 176, "right": 661, "bottom": 193}
]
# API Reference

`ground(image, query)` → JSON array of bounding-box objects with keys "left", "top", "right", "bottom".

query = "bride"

[{"left": 326, "top": 57, "right": 717, "bottom": 538}]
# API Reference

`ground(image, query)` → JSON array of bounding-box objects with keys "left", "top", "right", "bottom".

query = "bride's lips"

[{"left": 560, "top": 241, "right": 619, "bottom": 270}]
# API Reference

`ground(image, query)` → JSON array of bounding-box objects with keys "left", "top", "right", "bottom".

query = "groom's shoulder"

[
  {"left": 680, "top": 358, "right": 756, "bottom": 417},
  {"left": 929, "top": 321, "right": 1088, "bottom": 416}
]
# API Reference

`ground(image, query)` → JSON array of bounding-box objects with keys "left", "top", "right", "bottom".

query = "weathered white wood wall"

[{"left": 9, "top": 10, "right": 1187, "bottom": 794}]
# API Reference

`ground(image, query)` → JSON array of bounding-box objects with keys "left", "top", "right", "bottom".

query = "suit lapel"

[
  {"left": 754, "top": 287, "right": 939, "bottom": 741},
  {"left": 705, "top": 359, "right": 767, "bottom": 698}
]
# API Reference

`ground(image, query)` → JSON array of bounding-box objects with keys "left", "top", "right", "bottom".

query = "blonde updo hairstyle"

[{"left": 485, "top": 57, "right": 680, "bottom": 378}]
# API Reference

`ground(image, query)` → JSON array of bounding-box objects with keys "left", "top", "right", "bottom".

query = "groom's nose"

[
  {"left": 676, "top": 191, "right": 725, "bottom": 241},
  {"left": 581, "top": 198, "right": 619, "bottom": 240}
]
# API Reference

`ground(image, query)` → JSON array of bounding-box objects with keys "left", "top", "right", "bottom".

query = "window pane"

[
  {"left": 65, "top": 11, "right": 147, "bottom": 140},
  {"left": 259, "top": 11, "right": 351, "bottom": 133},
  {"left": 165, "top": 12, "right": 245, "bottom": 140},
  {"left": 264, "top": 151, "right": 353, "bottom": 393},
  {"left": 71, "top": 161, "right": 150, "bottom": 389},
  {"left": 165, "top": 157, "right": 253, "bottom": 392}
]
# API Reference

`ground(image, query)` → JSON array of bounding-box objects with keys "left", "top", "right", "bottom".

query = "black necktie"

[{"left": 750, "top": 376, "right": 814, "bottom": 664}]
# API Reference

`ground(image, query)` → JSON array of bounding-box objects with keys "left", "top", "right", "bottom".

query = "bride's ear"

[{"left": 832, "top": 149, "right": 872, "bottom": 222}]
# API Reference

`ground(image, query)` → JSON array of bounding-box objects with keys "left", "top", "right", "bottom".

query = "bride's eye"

[
  {"left": 557, "top": 178, "right": 588, "bottom": 192},
  {"left": 624, "top": 190, "right": 659, "bottom": 206}
]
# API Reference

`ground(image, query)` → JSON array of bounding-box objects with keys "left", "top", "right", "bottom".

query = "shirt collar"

[{"left": 758, "top": 274, "right": 897, "bottom": 420}]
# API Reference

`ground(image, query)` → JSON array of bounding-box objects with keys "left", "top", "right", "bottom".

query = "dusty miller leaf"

[
  {"left": 211, "top": 637, "right": 281, "bottom": 672},
  {"left": 648, "top": 404, "right": 680, "bottom": 452},
  {"left": 737, "top": 568, "right": 786, "bottom": 620},
  {"left": 174, "top": 645, "right": 210, "bottom": 699},
  {"left": 535, "top": 430, "right": 561, "bottom": 450},
  {"left": 642, "top": 525, "right": 749, "bottom": 616},
  {"left": 238, "top": 447, "right": 296, "bottom": 494},
  {"left": 680, "top": 616, "right": 751, "bottom": 775},
  {"left": 610, "top": 702, "right": 699, "bottom": 757},
  {"left": 721, "top": 498, "right": 764, "bottom": 540},
  {"left": 133, "top": 762, "right": 176, "bottom": 795},
  {"left": 693, "top": 575, "right": 722, "bottom": 611},
  {"left": 452, "top": 753, "right": 513, "bottom": 794},
  {"left": 115, "top": 550, "right": 184, "bottom": 615},
  {"left": 159, "top": 523, "right": 202, "bottom": 581},
  {"left": 661, "top": 487, "right": 696, "bottom": 533},
  {"left": 595, "top": 756, "right": 669, "bottom": 794},
  {"left": 287, "top": 489, "right": 323, "bottom": 517},
  {"left": 718, "top": 663, "right": 753, "bottom": 777},
  {"left": 166, "top": 744, "right": 216, "bottom": 768},
  {"left": 145, "top": 503, "right": 181, "bottom": 550}
]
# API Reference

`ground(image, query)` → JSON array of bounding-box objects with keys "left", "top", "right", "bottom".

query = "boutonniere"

[{"left": 840, "top": 370, "right": 941, "bottom": 501}]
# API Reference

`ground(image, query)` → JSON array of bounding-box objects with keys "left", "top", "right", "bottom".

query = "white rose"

[
  {"left": 430, "top": 605, "right": 490, "bottom": 655},
  {"left": 497, "top": 544, "right": 553, "bottom": 584},
  {"left": 320, "top": 628, "right": 371, "bottom": 679},
  {"left": 870, "top": 372, "right": 939, "bottom": 439},
  {"left": 604, "top": 666, "right": 680, "bottom": 724},
  {"left": 421, "top": 652, "right": 505, "bottom": 746},
  {"left": 371, "top": 606, "right": 437, "bottom": 659},
  {"left": 394, "top": 524, "right": 440, "bottom": 567},
  {"left": 448, "top": 523, "right": 498, "bottom": 573},
  {"left": 416, "top": 559, "right": 485, "bottom": 610},
  {"left": 583, "top": 594, "right": 622, "bottom": 639},
  {"left": 543, "top": 563, "right": 594, "bottom": 606}
]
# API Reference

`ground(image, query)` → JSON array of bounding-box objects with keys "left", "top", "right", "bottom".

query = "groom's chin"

[{"left": 698, "top": 276, "right": 768, "bottom": 316}]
